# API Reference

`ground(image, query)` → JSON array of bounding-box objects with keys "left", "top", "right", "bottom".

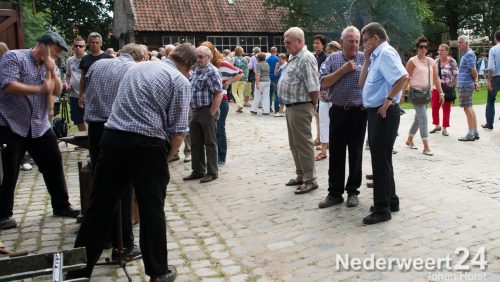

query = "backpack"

[{"left": 53, "top": 117, "right": 68, "bottom": 138}]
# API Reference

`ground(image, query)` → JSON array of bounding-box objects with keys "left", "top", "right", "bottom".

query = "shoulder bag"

[
  {"left": 409, "top": 58, "right": 431, "bottom": 105},
  {"left": 438, "top": 59, "right": 456, "bottom": 102}
]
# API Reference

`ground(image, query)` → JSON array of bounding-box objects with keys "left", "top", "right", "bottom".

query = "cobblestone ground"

[{"left": 2, "top": 103, "right": 500, "bottom": 282}]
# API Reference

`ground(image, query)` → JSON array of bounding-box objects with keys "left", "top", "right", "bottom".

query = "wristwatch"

[{"left": 386, "top": 96, "right": 393, "bottom": 101}]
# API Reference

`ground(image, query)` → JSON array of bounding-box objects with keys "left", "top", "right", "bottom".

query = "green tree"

[
  {"left": 264, "top": 0, "right": 431, "bottom": 51},
  {"left": 20, "top": 0, "right": 51, "bottom": 47},
  {"left": 34, "top": 0, "right": 113, "bottom": 43}
]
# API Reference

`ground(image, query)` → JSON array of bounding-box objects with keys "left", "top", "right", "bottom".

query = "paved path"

[{"left": 2, "top": 102, "right": 500, "bottom": 282}]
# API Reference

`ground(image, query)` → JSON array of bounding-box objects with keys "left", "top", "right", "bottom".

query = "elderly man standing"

[
  {"left": 69, "top": 43, "right": 197, "bottom": 282},
  {"left": 278, "top": 27, "right": 320, "bottom": 194},
  {"left": 359, "top": 22, "right": 408, "bottom": 224},
  {"left": 318, "top": 26, "right": 366, "bottom": 209},
  {"left": 482, "top": 30, "right": 500, "bottom": 131},
  {"left": 183, "top": 46, "right": 223, "bottom": 183},
  {"left": 0, "top": 31, "right": 80, "bottom": 230},
  {"left": 456, "top": 35, "right": 480, "bottom": 141}
]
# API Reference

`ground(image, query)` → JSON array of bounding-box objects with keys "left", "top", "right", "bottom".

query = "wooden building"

[{"left": 113, "top": 0, "right": 288, "bottom": 54}]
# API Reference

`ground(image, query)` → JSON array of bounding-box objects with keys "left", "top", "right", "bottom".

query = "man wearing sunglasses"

[{"left": 66, "top": 36, "right": 88, "bottom": 131}]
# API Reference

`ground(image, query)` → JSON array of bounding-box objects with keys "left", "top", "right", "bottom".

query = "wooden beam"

[{"left": 0, "top": 16, "right": 16, "bottom": 33}]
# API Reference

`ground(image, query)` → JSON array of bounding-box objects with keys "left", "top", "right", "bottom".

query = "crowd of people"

[{"left": 0, "top": 24, "right": 499, "bottom": 281}]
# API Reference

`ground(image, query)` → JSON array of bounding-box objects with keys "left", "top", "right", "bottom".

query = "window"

[
  {"left": 272, "top": 36, "right": 286, "bottom": 53},
  {"left": 206, "top": 36, "right": 268, "bottom": 54},
  {"left": 162, "top": 36, "right": 196, "bottom": 46}
]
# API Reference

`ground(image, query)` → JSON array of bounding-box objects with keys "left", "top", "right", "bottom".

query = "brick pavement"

[{"left": 1, "top": 103, "right": 500, "bottom": 281}]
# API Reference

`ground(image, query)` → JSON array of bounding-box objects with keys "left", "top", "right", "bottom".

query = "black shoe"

[
  {"left": 318, "top": 194, "right": 343, "bottom": 208},
  {"left": 200, "top": 175, "right": 218, "bottom": 183},
  {"left": 481, "top": 123, "right": 493, "bottom": 130},
  {"left": 183, "top": 173, "right": 204, "bottom": 181},
  {"left": 370, "top": 205, "right": 399, "bottom": 212},
  {"left": 362, "top": 212, "right": 391, "bottom": 225},
  {"left": 365, "top": 174, "right": 373, "bottom": 180},
  {"left": 53, "top": 206, "right": 80, "bottom": 218},
  {"left": 0, "top": 217, "right": 17, "bottom": 230},
  {"left": 150, "top": 265, "right": 177, "bottom": 282},
  {"left": 346, "top": 195, "right": 359, "bottom": 207},
  {"left": 112, "top": 245, "right": 142, "bottom": 262}
]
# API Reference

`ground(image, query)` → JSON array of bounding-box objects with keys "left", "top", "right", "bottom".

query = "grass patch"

[{"left": 400, "top": 85, "right": 489, "bottom": 110}]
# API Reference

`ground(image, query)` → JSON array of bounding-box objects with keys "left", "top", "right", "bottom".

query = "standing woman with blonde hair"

[
  {"left": 232, "top": 46, "right": 249, "bottom": 113},
  {"left": 429, "top": 44, "right": 458, "bottom": 136}
]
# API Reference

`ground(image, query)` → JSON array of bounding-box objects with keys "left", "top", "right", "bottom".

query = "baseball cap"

[{"left": 37, "top": 31, "right": 69, "bottom": 52}]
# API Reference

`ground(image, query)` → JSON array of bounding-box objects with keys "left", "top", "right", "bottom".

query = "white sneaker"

[
  {"left": 273, "top": 112, "right": 284, "bottom": 117},
  {"left": 21, "top": 163, "right": 32, "bottom": 171}
]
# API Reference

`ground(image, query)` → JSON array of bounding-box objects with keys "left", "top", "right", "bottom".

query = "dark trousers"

[
  {"left": 486, "top": 76, "right": 500, "bottom": 126},
  {"left": 367, "top": 105, "right": 400, "bottom": 213},
  {"left": 74, "top": 129, "right": 170, "bottom": 277},
  {"left": 217, "top": 99, "right": 229, "bottom": 163},
  {"left": 190, "top": 107, "right": 218, "bottom": 177},
  {"left": 328, "top": 106, "right": 367, "bottom": 196},
  {"left": 87, "top": 122, "right": 134, "bottom": 250},
  {"left": 0, "top": 126, "right": 70, "bottom": 218}
]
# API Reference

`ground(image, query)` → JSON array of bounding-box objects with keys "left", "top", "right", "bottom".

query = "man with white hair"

[
  {"left": 183, "top": 46, "right": 223, "bottom": 184},
  {"left": 318, "top": 26, "right": 366, "bottom": 209},
  {"left": 162, "top": 44, "right": 175, "bottom": 61},
  {"left": 456, "top": 35, "right": 480, "bottom": 141},
  {"left": 150, "top": 50, "right": 160, "bottom": 61},
  {"left": 278, "top": 27, "right": 320, "bottom": 194}
]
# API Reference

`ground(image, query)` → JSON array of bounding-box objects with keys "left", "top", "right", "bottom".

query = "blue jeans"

[
  {"left": 217, "top": 99, "right": 229, "bottom": 163},
  {"left": 486, "top": 76, "right": 500, "bottom": 126},
  {"left": 269, "top": 80, "right": 280, "bottom": 112}
]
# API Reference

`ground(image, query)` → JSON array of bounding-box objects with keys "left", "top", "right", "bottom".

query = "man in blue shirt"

[
  {"left": 456, "top": 35, "right": 480, "bottom": 141},
  {"left": 359, "top": 22, "right": 408, "bottom": 225},
  {"left": 483, "top": 30, "right": 500, "bottom": 130},
  {"left": 266, "top": 46, "right": 280, "bottom": 113}
]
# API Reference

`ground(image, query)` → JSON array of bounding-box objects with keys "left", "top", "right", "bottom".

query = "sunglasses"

[
  {"left": 418, "top": 45, "right": 428, "bottom": 49},
  {"left": 73, "top": 45, "right": 85, "bottom": 48}
]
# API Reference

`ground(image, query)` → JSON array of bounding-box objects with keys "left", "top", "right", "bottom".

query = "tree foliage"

[
  {"left": 33, "top": 0, "right": 113, "bottom": 43},
  {"left": 20, "top": 0, "right": 51, "bottom": 47},
  {"left": 264, "top": 0, "right": 431, "bottom": 51}
]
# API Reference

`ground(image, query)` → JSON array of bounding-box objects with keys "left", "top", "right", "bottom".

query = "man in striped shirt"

[
  {"left": 70, "top": 43, "right": 197, "bottom": 282},
  {"left": 277, "top": 27, "right": 321, "bottom": 195}
]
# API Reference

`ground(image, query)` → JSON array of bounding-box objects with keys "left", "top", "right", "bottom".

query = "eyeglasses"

[
  {"left": 73, "top": 45, "right": 85, "bottom": 48},
  {"left": 418, "top": 45, "right": 428, "bottom": 49},
  {"left": 362, "top": 35, "right": 374, "bottom": 43}
]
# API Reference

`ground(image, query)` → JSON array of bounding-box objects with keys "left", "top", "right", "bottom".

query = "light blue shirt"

[
  {"left": 488, "top": 43, "right": 500, "bottom": 77},
  {"left": 457, "top": 49, "right": 476, "bottom": 88},
  {"left": 362, "top": 42, "right": 408, "bottom": 108}
]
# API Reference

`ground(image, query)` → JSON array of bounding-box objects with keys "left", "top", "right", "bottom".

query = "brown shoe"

[
  {"left": 365, "top": 174, "right": 373, "bottom": 180},
  {"left": 183, "top": 173, "right": 204, "bottom": 181},
  {"left": 200, "top": 175, "right": 218, "bottom": 183},
  {"left": 294, "top": 181, "right": 318, "bottom": 194},
  {"left": 366, "top": 182, "right": 374, "bottom": 188},
  {"left": 318, "top": 194, "right": 343, "bottom": 208}
]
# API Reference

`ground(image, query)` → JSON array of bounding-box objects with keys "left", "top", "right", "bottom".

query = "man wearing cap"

[{"left": 0, "top": 31, "right": 80, "bottom": 230}]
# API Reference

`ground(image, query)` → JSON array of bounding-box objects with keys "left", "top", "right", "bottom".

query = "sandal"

[
  {"left": 405, "top": 141, "right": 418, "bottom": 149},
  {"left": 429, "top": 126, "right": 442, "bottom": 134},
  {"left": 294, "top": 181, "right": 319, "bottom": 194},
  {"left": 285, "top": 178, "right": 303, "bottom": 186},
  {"left": 315, "top": 152, "right": 327, "bottom": 161},
  {"left": 423, "top": 150, "right": 433, "bottom": 156}
]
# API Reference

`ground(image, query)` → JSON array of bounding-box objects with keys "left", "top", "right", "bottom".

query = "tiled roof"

[{"left": 132, "top": 0, "right": 286, "bottom": 33}]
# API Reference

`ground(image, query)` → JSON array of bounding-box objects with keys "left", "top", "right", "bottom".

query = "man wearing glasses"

[
  {"left": 65, "top": 36, "right": 88, "bottom": 131},
  {"left": 359, "top": 22, "right": 408, "bottom": 224}
]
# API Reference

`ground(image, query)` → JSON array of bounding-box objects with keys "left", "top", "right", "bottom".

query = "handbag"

[
  {"left": 438, "top": 59, "right": 456, "bottom": 102},
  {"left": 409, "top": 58, "right": 431, "bottom": 105}
]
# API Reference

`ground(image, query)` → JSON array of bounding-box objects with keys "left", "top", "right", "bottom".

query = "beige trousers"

[{"left": 285, "top": 103, "right": 316, "bottom": 182}]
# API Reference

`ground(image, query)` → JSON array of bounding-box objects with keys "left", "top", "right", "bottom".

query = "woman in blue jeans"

[
  {"left": 405, "top": 36, "right": 445, "bottom": 156},
  {"left": 201, "top": 42, "right": 243, "bottom": 166}
]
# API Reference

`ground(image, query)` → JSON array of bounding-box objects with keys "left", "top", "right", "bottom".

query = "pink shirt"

[{"left": 409, "top": 56, "right": 435, "bottom": 89}]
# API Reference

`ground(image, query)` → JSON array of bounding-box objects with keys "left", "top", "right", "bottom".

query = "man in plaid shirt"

[{"left": 183, "top": 46, "right": 223, "bottom": 184}]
